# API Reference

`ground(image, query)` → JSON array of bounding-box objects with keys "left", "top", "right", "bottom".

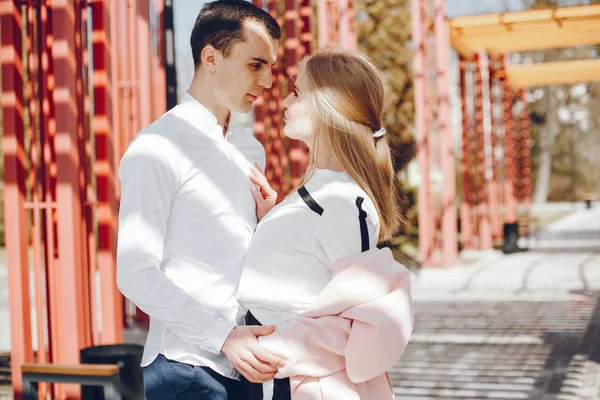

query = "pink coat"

[{"left": 258, "top": 247, "right": 414, "bottom": 400}]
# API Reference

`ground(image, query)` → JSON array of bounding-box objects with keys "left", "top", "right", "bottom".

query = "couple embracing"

[{"left": 116, "top": 1, "right": 413, "bottom": 399}]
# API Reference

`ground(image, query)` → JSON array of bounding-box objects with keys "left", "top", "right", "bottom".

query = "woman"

[{"left": 239, "top": 48, "right": 413, "bottom": 400}]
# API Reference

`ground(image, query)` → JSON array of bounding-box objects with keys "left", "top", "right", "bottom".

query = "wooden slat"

[
  {"left": 504, "top": 59, "right": 600, "bottom": 89},
  {"left": 450, "top": 4, "right": 600, "bottom": 28},
  {"left": 21, "top": 363, "right": 119, "bottom": 377},
  {"left": 449, "top": 4, "right": 600, "bottom": 59}
]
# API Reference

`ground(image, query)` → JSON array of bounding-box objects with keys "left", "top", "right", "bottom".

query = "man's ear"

[{"left": 201, "top": 45, "right": 218, "bottom": 73}]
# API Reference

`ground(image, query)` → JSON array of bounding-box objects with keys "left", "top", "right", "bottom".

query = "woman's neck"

[{"left": 314, "top": 143, "right": 344, "bottom": 172}]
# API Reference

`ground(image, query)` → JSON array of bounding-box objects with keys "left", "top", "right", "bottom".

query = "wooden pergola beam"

[
  {"left": 502, "top": 59, "right": 600, "bottom": 90},
  {"left": 450, "top": 4, "right": 600, "bottom": 28},
  {"left": 449, "top": 4, "right": 600, "bottom": 59}
]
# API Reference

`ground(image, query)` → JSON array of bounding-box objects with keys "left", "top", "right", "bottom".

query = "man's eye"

[
  {"left": 251, "top": 64, "right": 262, "bottom": 70},
  {"left": 293, "top": 89, "right": 299, "bottom": 97}
]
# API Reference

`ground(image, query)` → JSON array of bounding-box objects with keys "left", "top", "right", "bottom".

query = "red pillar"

[
  {"left": 473, "top": 53, "right": 492, "bottom": 249},
  {"left": 318, "top": 0, "right": 338, "bottom": 48},
  {"left": 286, "top": 0, "right": 306, "bottom": 190},
  {"left": 339, "top": 0, "right": 357, "bottom": 48},
  {"left": 37, "top": 0, "right": 61, "bottom": 383},
  {"left": 116, "top": 0, "right": 132, "bottom": 156},
  {"left": 127, "top": 0, "right": 140, "bottom": 141},
  {"left": 1, "top": 2, "right": 34, "bottom": 396},
  {"left": 152, "top": 0, "right": 166, "bottom": 121},
  {"left": 299, "top": 0, "right": 313, "bottom": 57},
  {"left": 252, "top": 0, "right": 267, "bottom": 148},
  {"left": 266, "top": 0, "right": 285, "bottom": 196},
  {"left": 51, "top": 2, "right": 93, "bottom": 396},
  {"left": 434, "top": 0, "right": 457, "bottom": 265},
  {"left": 459, "top": 58, "right": 474, "bottom": 250},
  {"left": 500, "top": 56, "right": 518, "bottom": 224},
  {"left": 137, "top": 0, "right": 153, "bottom": 129},
  {"left": 75, "top": 0, "right": 94, "bottom": 350},
  {"left": 518, "top": 88, "right": 532, "bottom": 224},
  {"left": 411, "top": 0, "right": 434, "bottom": 266},
  {"left": 346, "top": 0, "right": 357, "bottom": 48},
  {"left": 25, "top": 0, "right": 50, "bottom": 376},
  {"left": 488, "top": 59, "right": 503, "bottom": 239},
  {"left": 91, "top": 0, "right": 124, "bottom": 345}
]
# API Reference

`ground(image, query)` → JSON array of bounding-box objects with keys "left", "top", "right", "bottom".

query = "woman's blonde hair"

[{"left": 296, "top": 48, "right": 403, "bottom": 242}]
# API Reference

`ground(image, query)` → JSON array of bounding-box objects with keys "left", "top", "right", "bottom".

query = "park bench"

[{"left": 21, "top": 363, "right": 123, "bottom": 400}]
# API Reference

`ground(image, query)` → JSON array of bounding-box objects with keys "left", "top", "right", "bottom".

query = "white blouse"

[{"left": 237, "top": 168, "right": 380, "bottom": 326}]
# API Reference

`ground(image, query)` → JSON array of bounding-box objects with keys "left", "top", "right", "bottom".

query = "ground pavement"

[{"left": 392, "top": 204, "right": 600, "bottom": 399}]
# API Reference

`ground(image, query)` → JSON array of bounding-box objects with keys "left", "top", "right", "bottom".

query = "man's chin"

[{"left": 230, "top": 103, "right": 254, "bottom": 114}]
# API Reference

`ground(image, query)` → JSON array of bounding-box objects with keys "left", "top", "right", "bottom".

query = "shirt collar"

[{"left": 178, "top": 91, "right": 232, "bottom": 140}]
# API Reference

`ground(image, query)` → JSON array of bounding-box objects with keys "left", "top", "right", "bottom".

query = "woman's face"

[{"left": 282, "top": 67, "right": 313, "bottom": 144}]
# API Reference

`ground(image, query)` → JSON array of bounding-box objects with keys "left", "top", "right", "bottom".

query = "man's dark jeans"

[{"left": 143, "top": 354, "right": 248, "bottom": 400}]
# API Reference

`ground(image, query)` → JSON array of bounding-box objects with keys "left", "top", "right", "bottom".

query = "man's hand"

[
  {"left": 249, "top": 162, "right": 277, "bottom": 221},
  {"left": 221, "top": 325, "right": 286, "bottom": 383}
]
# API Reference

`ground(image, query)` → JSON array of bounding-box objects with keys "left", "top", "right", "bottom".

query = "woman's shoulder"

[
  {"left": 298, "top": 174, "right": 380, "bottom": 263},
  {"left": 303, "top": 172, "right": 378, "bottom": 223}
]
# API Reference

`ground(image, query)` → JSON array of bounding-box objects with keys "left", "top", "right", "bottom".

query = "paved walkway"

[{"left": 392, "top": 205, "right": 600, "bottom": 399}]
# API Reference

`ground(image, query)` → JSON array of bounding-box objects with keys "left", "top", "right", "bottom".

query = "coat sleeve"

[
  {"left": 258, "top": 265, "right": 413, "bottom": 383},
  {"left": 340, "top": 271, "right": 414, "bottom": 383}
]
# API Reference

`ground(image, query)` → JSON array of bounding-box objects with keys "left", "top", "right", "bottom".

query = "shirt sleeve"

[
  {"left": 116, "top": 133, "right": 235, "bottom": 354},
  {"left": 315, "top": 195, "right": 380, "bottom": 265}
]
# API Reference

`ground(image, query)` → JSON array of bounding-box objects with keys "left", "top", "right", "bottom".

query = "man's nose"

[{"left": 259, "top": 68, "right": 273, "bottom": 90}]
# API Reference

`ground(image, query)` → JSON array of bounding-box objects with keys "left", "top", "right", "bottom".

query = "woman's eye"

[
  {"left": 293, "top": 89, "right": 299, "bottom": 97},
  {"left": 252, "top": 64, "right": 261, "bottom": 71}
]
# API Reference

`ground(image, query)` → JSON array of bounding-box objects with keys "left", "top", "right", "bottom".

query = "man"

[{"left": 116, "top": 1, "right": 283, "bottom": 399}]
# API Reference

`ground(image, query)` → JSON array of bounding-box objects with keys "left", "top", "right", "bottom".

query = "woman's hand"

[{"left": 249, "top": 162, "right": 278, "bottom": 221}]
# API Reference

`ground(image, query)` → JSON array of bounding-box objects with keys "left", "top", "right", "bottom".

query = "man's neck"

[{"left": 188, "top": 77, "right": 230, "bottom": 137}]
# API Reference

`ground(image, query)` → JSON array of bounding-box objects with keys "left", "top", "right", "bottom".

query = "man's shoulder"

[{"left": 123, "top": 106, "right": 211, "bottom": 158}]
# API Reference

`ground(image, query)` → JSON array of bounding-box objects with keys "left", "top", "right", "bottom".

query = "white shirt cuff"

[{"left": 210, "top": 318, "right": 237, "bottom": 354}]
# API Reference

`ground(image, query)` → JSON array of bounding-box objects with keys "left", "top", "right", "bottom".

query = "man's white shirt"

[{"left": 116, "top": 92, "right": 265, "bottom": 379}]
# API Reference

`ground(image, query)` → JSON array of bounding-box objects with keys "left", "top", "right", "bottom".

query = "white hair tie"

[{"left": 373, "top": 127, "right": 385, "bottom": 138}]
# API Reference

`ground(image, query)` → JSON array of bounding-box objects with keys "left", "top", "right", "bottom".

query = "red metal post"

[
  {"left": 24, "top": 5, "right": 53, "bottom": 396},
  {"left": 473, "top": 53, "right": 492, "bottom": 249},
  {"left": 37, "top": 0, "right": 61, "bottom": 383},
  {"left": 152, "top": 0, "right": 166, "bottom": 121},
  {"left": 434, "top": 0, "right": 457, "bottom": 265},
  {"left": 459, "top": 58, "right": 474, "bottom": 250},
  {"left": 137, "top": 0, "right": 153, "bottom": 129},
  {"left": 513, "top": 108, "right": 523, "bottom": 207},
  {"left": 500, "top": 56, "right": 518, "bottom": 224},
  {"left": 117, "top": 0, "right": 132, "bottom": 158},
  {"left": 299, "top": 0, "right": 313, "bottom": 57},
  {"left": 488, "top": 59, "right": 503, "bottom": 239},
  {"left": 411, "top": 0, "right": 434, "bottom": 266},
  {"left": 518, "top": 88, "right": 532, "bottom": 223},
  {"left": 92, "top": 0, "right": 124, "bottom": 344},
  {"left": 317, "top": 0, "right": 355, "bottom": 49},
  {"left": 338, "top": 0, "right": 357, "bottom": 49},
  {"left": 25, "top": 0, "right": 46, "bottom": 366},
  {"left": 127, "top": 0, "right": 140, "bottom": 142},
  {"left": 51, "top": 3, "right": 93, "bottom": 395},
  {"left": 346, "top": 0, "right": 357, "bottom": 48},
  {"left": 1, "top": 1, "right": 34, "bottom": 396},
  {"left": 252, "top": 0, "right": 267, "bottom": 147},
  {"left": 285, "top": 0, "right": 306, "bottom": 190},
  {"left": 267, "top": 0, "right": 284, "bottom": 196},
  {"left": 318, "top": 0, "right": 337, "bottom": 49},
  {"left": 74, "top": 0, "right": 94, "bottom": 351}
]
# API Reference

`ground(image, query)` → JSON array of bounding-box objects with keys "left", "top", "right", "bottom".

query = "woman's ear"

[{"left": 200, "top": 45, "right": 218, "bottom": 73}]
